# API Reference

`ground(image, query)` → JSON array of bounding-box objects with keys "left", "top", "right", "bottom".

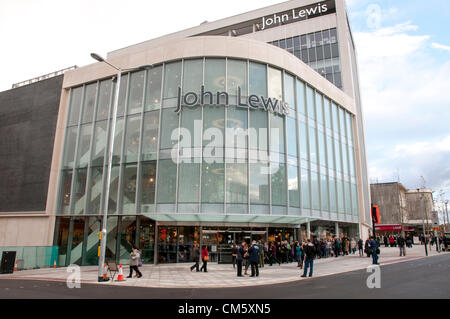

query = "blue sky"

[
  {"left": 0, "top": 0, "right": 449, "bottom": 208},
  {"left": 345, "top": 0, "right": 450, "bottom": 209}
]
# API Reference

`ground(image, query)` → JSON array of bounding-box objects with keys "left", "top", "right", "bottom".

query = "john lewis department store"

[{"left": 0, "top": 0, "right": 372, "bottom": 266}]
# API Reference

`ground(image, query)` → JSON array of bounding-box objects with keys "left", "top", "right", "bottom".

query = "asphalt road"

[{"left": 1, "top": 253, "right": 449, "bottom": 299}]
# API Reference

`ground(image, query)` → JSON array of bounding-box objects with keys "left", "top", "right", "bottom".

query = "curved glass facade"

[{"left": 57, "top": 57, "right": 359, "bottom": 222}]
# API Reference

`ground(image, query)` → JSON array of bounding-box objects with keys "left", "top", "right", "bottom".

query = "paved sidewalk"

[{"left": 1, "top": 244, "right": 447, "bottom": 288}]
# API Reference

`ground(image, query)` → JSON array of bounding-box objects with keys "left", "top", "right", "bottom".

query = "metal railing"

[{"left": 12, "top": 65, "right": 78, "bottom": 89}]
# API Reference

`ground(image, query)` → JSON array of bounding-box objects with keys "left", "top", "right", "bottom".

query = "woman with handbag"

[
  {"left": 200, "top": 245, "right": 209, "bottom": 272},
  {"left": 127, "top": 245, "right": 143, "bottom": 278}
]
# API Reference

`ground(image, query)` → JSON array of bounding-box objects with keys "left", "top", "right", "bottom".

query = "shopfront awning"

[{"left": 143, "top": 213, "right": 320, "bottom": 225}]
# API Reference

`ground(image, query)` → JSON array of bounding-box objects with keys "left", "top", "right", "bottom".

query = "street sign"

[
  {"left": 431, "top": 211, "right": 439, "bottom": 227},
  {"left": 432, "top": 227, "right": 440, "bottom": 231}
]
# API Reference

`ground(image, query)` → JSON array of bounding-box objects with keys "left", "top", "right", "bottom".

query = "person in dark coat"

[
  {"left": 301, "top": 239, "right": 316, "bottom": 278},
  {"left": 190, "top": 243, "right": 200, "bottom": 272},
  {"left": 370, "top": 236, "right": 379, "bottom": 265},
  {"left": 236, "top": 242, "right": 245, "bottom": 277},
  {"left": 398, "top": 235, "right": 406, "bottom": 256},
  {"left": 248, "top": 241, "right": 260, "bottom": 277}
]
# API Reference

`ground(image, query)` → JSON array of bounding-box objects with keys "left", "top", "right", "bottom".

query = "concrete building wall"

[
  {"left": 406, "top": 190, "right": 434, "bottom": 223},
  {"left": 370, "top": 183, "right": 403, "bottom": 225}
]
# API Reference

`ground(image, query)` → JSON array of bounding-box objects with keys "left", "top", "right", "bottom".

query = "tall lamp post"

[
  {"left": 90, "top": 53, "right": 152, "bottom": 281},
  {"left": 417, "top": 189, "right": 428, "bottom": 257},
  {"left": 445, "top": 200, "right": 449, "bottom": 232}
]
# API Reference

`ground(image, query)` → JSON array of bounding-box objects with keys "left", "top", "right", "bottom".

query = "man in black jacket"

[
  {"left": 397, "top": 235, "right": 406, "bottom": 256},
  {"left": 190, "top": 244, "right": 200, "bottom": 272},
  {"left": 248, "top": 241, "right": 260, "bottom": 277},
  {"left": 236, "top": 242, "right": 246, "bottom": 277},
  {"left": 301, "top": 239, "right": 316, "bottom": 278}
]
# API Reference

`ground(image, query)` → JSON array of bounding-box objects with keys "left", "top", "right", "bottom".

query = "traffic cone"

[
  {"left": 116, "top": 264, "right": 125, "bottom": 281},
  {"left": 102, "top": 263, "right": 108, "bottom": 280},
  {"left": 14, "top": 260, "right": 18, "bottom": 272},
  {"left": 53, "top": 260, "right": 57, "bottom": 268}
]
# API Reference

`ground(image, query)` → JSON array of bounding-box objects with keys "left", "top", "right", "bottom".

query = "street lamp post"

[
  {"left": 417, "top": 189, "right": 428, "bottom": 257},
  {"left": 445, "top": 200, "right": 449, "bottom": 232},
  {"left": 90, "top": 53, "right": 151, "bottom": 281}
]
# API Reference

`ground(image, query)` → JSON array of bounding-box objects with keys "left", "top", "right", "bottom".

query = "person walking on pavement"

[
  {"left": 370, "top": 236, "right": 379, "bottom": 265},
  {"left": 190, "top": 243, "right": 200, "bottom": 272},
  {"left": 301, "top": 239, "right": 316, "bottom": 278},
  {"left": 248, "top": 240, "right": 260, "bottom": 277},
  {"left": 295, "top": 242, "right": 303, "bottom": 268},
  {"left": 358, "top": 238, "right": 364, "bottom": 257},
  {"left": 397, "top": 235, "right": 406, "bottom": 256},
  {"left": 200, "top": 245, "right": 209, "bottom": 272},
  {"left": 236, "top": 242, "right": 245, "bottom": 277},
  {"left": 127, "top": 245, "right": 143, "bottom": 278},
  {"left": 231, "top": 244, "right": 237, "bottom": 269},
  {"left": 258, "top": 241, "right": 265, "bottom": 268}
]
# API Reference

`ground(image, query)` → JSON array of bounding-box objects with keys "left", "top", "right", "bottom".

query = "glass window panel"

[
  {"left": 296, "top": 80, "right": 306, "bottom": 115},
  {"left": 203, "top": 104, "right": 225, "bottom": 156},
  {"left": 306, "top": 86, "right": 315, "bottom": 121},
  {"left": 324, "top": 98, "right": 331, "bottom": 129},
  {"left": 227, "top": 59, "right": 247, "bottom": 98},
  {"left": 350, "top": 146, "right": 356, "bottom": 177},
  {"left": 117, "top": 74, "right": 128, "bottom": 117},
  {"left": 178, "top": 162, "right": 200, "bottom": 203},
  {"left": 201, "top": 162, "right": 224, "bottom": 203},
  {"left": 163, "top": 61, "right": 182, "bottom": 106},
  {"left": 342, "top": 142, "right": 349, "bottom": 176},
  {"left": 112, "top": 118, "right": 124, "bottom": 164},
  {"left": 270, "top": 114, "right": 285, "bottom": 154},
  {"left": 156, "top": 159, "right": 177, "bottom": 203},
  {"left": 108, "top": 165, "right": 120, "bottom": 214},
  {"left": 320, "top": 174, "right": 329, "bottom": 212},
  {"left": 283, "top": 73, "right": 295, "bottom": 110},
  {"left": 324, "top": 45, "right": 332, "bottom": 59},
  {"left": 330, "top": 29, "right": 337, "bottom": 43},
  {"left": 87, "top": 166, "right": 103, "bottom": 214},
  {"left": 294, "top": 36, "right": 300, "bottom": 49},
  {"left": 286, "top": 117, "right": 297, "bottom": 157},
  {"left": 76, "top": 124, "right": 92, "bottom": 168},
  {"left": 331, "top": 102, "right": 339, "bottom": 133},
  {"left": 122, "top": 163, "right": 137, "bottom": 213},
  {"left": 315, "top": 91, "right": 324, "bottom": 124},
  {"left": 141, "top": 161, "right": 156, "bottom": 207},
  {"left": 339, "top": 108, "right": 346, "bottom": 137},
  {"left": 123, "top": 115, "right": 141, "bottom": 163},
  {"left": 345, "top": 182, "right": 352, "bottom": 215},
  {"left": 92, "top": 120, "right": 108, "bottom": 167},
  {"left": 286, "top": 38, "right": 293, "bottom": 49},
  {"left": 308, "top": 48, "right": 316, "bottom": 62},
  {"left": 205, "top": 58, "right": 226, "bottom": 92},
  {"left": 226, "top": 105, "right": 248, "bottom": 150},
  {"left": 299, "top": 121, "right": 308, "bottom": 161},
  {"left": 249, "top": 62, "right": 267, "bottom": 97},
  {"left": 141, "top": 110, "right": 159, "bottom": 161},
  {"left": 331, "top": 43, "right": 339, "bottom": 58},
  {"left": 96, "top": 79, "right": 112, "bottom": 121},
  {"left": 318, "top": 130, "right": 326, "bottom": 167},
  {"left": 249, "top": 109, "right": 268, "bottom": 151},
  {"left": 301, "top": 49, "right": 309, "bottom": 63},
  {"left": 335, "top": 138, "right": 342, "bottom": 173},
  {"left": 268, "top": 67, "right": 282, "bottom": 100},
  {"left": 334, "top": 72, "right": 342, "bottom": 88},
  {"left": 271, "top": 163, "right": 287, "bottom": 206},
  {"left": 249, "top": 162, "right": 269, "bottom": 205},
  {"left": 316, "top": 45, "right": 324, "bottom": 61},
  {"left": 68, "top": 87, "right": 82, "bottom": 126},
  {"left": 63, "top": 126, "right": 78, "bottom": 168},
  {"left": 346, "top": 112, "right": 354, "bottom": 143},
  {"left": 309, "top": 126, "right": 317, "bottom": 164},
  {"left": 180, "top": 105, "right": 202, "bottom": 151},
  {"left": 81, "top": 83, "right": 97, "bottom": 124},
  {"left": 145, "top": 65, "right": 163, "bottom": 111},
  {"left": 301, "top": 168, "right": 310, "bottom": 209},
  {"left": 183, "top": 59, "right": 203, "bottom": 95},
  {"left": 311, "top": 171, "right": 320, "bottom": 210},
  {"left": 127, "top": 71, "right": 145, "bottom": 115},
  {"left": 351, "top": 183, "right": 358, "bottom": 215},
  {"left": 72, "top": 168, "right": 87, "bottom": 215},
  {"left": 59, "top": 170, "right": 72, "bottom": 214},
  {"left": 326, "top": 135, "right": 335, "bottom": 170},
  {"left": 337, "top": 179, "right": 345, "bottom": 213},
  {"left": 329, "top": 177, "right": 337, "bottom": 212},
  {"left": 226, "top": 163, "right": 248, "bottom": 204},
  {"left": 288, "top": 165, "right": 300, "bottom": 208},
  {"left": 160, "top": 108, "right": 179, "bottom": 150}
]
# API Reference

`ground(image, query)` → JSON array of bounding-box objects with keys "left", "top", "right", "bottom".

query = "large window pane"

[
  {"left": 205, "top": 58, "right": 226, "bottom": 92},
  {"left": 87, "top": 166, "right": 103, "bottom": 215},
  {"left": 72, "top": 168, "right": 87, "bottom": 215},
  {"left": 301, "top": 168, "right": 310, "bottom": 209},
  {"left": 183, "top": 59, "right": 203, "bottom": 95},
  {"left": 112, "top": 118, "right": 124, "bottom": 164},
  {"left": 181, "top": 105, "right": 202, "bottom": 151},
  {"left": 92, "top": 120, "right": 108, "bottom": 167},
  {"left": 226, "top": 105, "right": 248, "bottom": 152},
  {"left": 299, "top": 121, "right": 308, "bottom": 161},
  {"left": 117, "top": 74, "right": 128, "bottom": 117},
  {"left": 81, "top": 83, "right": 97, "bottom": 124},
  {"left": 327, "top": 135, "right": 335, "bottom": 170},
  {"left": 123, "top": 115, "right": 141, "bottom": 163},
  {"left": 226, "top": 163, "right": 247, "bottom": 204},
  {"left": 96, "top": 79, "right": 112, "bottom": 121},
  {"left": 160, "top": 108, "right": 179, "bottom": 150},
  {"left": 122, "top": 163, "right": 137, "bottom": 213},
  {"left": 288, "top": 165, "right": 300, "bottom": 208},
  {"left": 296, "top": 80, "right": 306, "bottom": 115},
  {"left": 249, "top": 109, "right": 268, "bottom": 151},
  {"left": 145, "top": 65, "right": 163, "bottom": 111},
  {"left": 163, "top": 61, "right": 182, "bottom": 107},
  {"left": 127, "top": 71, "right": 145, "bottom": 115},
  {"left": 306, "top": 86, "right": 315, "bottom": 121},
  {"left": 59, "top": 170, "right": 72, "bottom": 214},
  {"left": 329, "top": 177, "right": 337, "bottom": 212},
  {"left": 271, "top": 163, "right": 287, "bottom": 206},
  {"left": 178, "top": 162, "right": 200, "bottom": 203},
  {"left": 268, "top": 67, "right": 282, "bottom": 100},
  {"left": 141, "top": 161, "right": 157, "bottom": 209},
  {"left": 284, "top": 73, "right": 295, "bottom": 111},
  {"left": 270, "top": 114, "right": 285, "bottom": 154},
  {"left": 287, "top": 117, "right": 297, "bottom": 157},
  {"left": 68, "top": 87, "right": 82, "bottom": 126},
  {"left": 203, "top": 105, "right": 225, "bottom": 159},
  {"left": 108, "top": 165, "right": 120, "bottom": 214},
  {"left": 63, "top": 126, "right": 78, "bottom": 168},
  {"left": 311, "top": 171, "right": 320, "bottom": 210},
  {"left": 156, "top": 159, "right": 177, "bottom": 203},
  {"left": 318, "top": 130, "right": 327, "bottom": 167},
  {"left": 141, "top": 110, "right": 159, "bottom": 161},
  {"left": 309, "top": 126, "right": 317, "bottom": 164},
  {"left": 249, "top": 162, "right": 269, "bottom": 205},
  {"left": 227, "top": 59, "right": 247, "bottom": 101},
  {"left": 76, "top": 124, "right": 92, "bottom": 168},
  {"left": 315, "top": 91, "right": 324, "bottom": 124},
  {"left": 324, "top": 98, "right": 331, "bottom": 129},
  {"left": 201, "top": 162, "right": 224, "bottom": 203},
  {"left": 337, "top": 179, "right": 345, "bottom": 213},
  {"left": 320, "top": 174, "right": 329, "bottom": 212},
  {"left": 249, "top": 62, "right": 267, "bottom": 97}
]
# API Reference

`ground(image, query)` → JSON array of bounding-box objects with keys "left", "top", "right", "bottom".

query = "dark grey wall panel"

[{"left": 0, "top": 75, "right": 63, "bottom": 212}]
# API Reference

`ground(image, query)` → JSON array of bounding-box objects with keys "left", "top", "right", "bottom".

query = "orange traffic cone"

[
  {"left": 53, "top": 260, "right": 57, "bottom": 268},
  {"left": 102, "top": 263, "right": 108, "bottom": 280},
  {"left": 116, "top": 264, "right": 125, "bottom": 281},
  {"left": 14, "top": 260, "right": 18, "bottom": 272}
]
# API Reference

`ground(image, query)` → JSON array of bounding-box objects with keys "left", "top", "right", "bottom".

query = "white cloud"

[{"left": 431, "top": 42, "right": 450, "bottom": 52}]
